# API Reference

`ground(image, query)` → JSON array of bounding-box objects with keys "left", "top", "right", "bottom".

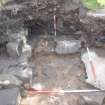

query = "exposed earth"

[{"left": 0, "top": 0, "right": 105, "bottom": 105}]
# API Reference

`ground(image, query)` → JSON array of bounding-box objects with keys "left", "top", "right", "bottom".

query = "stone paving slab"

[{"left": 0, "top": 87, "right": 21, "bottom": 105}]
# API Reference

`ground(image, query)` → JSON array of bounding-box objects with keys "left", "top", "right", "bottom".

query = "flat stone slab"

[
  {"left": 81, "top": 48, "right": 105, "bottom": 90},
  {"left": 87, "top": 8, "right": 105, "bottom": 20},
  {"left": 0, "top": 88, "right": 21, "bottom": 105}
]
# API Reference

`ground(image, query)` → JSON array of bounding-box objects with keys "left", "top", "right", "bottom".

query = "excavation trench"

[
  {"left": 0, "top": 0, "right": 105, "bottom": 105},
  {"left": 20, "top": 18, "right": 105, "bottom": 105}
]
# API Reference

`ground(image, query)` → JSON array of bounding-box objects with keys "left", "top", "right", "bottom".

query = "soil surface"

[{"left": 21, "top": 35, "right": 105, "bottom": 105}]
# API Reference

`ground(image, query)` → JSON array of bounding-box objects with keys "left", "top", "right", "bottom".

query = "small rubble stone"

[
  {"left": 55, "top": 39, "right": 81, "bottom": 54},
  {"left": 23, "top": 43, "right": 32, "bottom": 58},
  {"left": 0, "top": 87, "right": 21, "bottom": 105},
  {"left": 95, "top": 35, "right": 105, "bottom": 48}
]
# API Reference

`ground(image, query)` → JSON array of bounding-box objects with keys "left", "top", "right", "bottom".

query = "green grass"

[
  {"left": 82, "top": 0, "right": 105, "bottom": 10},
  {"left": 0, "top": 0, "right": 8, "bottom": 7}
]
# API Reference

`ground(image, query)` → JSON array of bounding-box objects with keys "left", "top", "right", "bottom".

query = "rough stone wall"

[
  {"left": 0, "top": 0, "right": 84, "bottom": 42},
  {"left": 0, "top": 0, "right": 105, "bottom": 49}
]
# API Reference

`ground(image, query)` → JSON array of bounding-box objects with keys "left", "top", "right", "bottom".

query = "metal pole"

[
  {"left": 28, "top": 89, "right": 102, "bottom": 95},
  {"left": 54, "top": 15, "right": 57, "bottom": 37},
  {"left": 87, "top": 47, "right": 96, "bottom": 80},
  {"left": 62, "top": 89, "right": 101, "bottom": 93},
  {"left": 54, "top": 8, "right": 57, "bottom": 42}
]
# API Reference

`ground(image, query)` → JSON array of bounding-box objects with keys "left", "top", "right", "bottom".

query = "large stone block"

[
  {"left": 6, "top": 41, "right": 23, "bottom": 58},
  {"left": 55, "top": 39, "right": 81, "bottom": 54}
]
